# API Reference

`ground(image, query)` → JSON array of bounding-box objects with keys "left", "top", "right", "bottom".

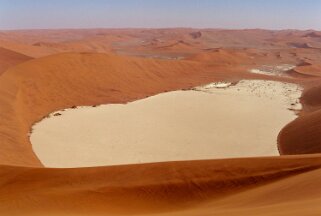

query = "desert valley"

[{"left": 1, "top": 27, "right": 321, "bottom": 215}]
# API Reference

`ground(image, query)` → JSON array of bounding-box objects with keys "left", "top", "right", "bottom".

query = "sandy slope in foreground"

[
  {"left": 1, "top": 28, "right": 321, "bottom": 215},
  {"left": 30, "top": 80, "right": 301, "bottom": 167},
  {"left": 1, "top": 156, "right": 321, "bottom": 215}
]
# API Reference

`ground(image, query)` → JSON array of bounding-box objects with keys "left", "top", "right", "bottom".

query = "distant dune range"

[{"left": 1, "top": 29, "right": 321, "bottom": 215}]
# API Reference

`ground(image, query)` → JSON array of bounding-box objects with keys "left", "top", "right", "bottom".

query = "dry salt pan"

[
  {"left": 249, "top": 64, "right": 296, "bottom": 76},
  {"left": 193, "top": 82, "right": 232, "bottom": 90},
  {"left": 30, "top": 80, "right": 302, "bottom": 168}
]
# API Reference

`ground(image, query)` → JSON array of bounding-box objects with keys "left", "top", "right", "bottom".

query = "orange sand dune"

[
  {"left": 187, "top": 48, "right": 258, "bottom": 65},
  {"left": 279, "top": 109, "right": 321, "bottom": 155},
  {"left": 301, "top": 82, "right": 321, "bottom": 111},
  {"left": 0, "top": 39, "right": 58, "bottom": 57},
  {"left": 279, "top": 80, "right": 321, "bottom": 155},
  {"left": 294, "top": 63, "right": 321, "bottom": 77},
  {"left": 1, "top": 156, "right": 321, "bottom": 215},
  {"left": 3, "top": 29, "right": 321, "bottom": 58},
  {"left": 0, "top": 47, "right": 32, "bottom": 75},
  {"left": 1, "top": 29, "right": 321, "bottom": 215}
]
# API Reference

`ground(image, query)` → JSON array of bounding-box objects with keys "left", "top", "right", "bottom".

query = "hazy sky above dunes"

[{"left": 0, "top": 0, "right": 321, "bottom": 30}]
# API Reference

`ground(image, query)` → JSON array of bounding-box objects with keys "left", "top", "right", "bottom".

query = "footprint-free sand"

[{"left": 30, "top": 80, "right": 302, "bottom": 168}]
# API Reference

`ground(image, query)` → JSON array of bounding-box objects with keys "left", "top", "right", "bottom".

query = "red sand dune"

[
  {"left": 0, "top": 39, "right": 58, "bottom": 57},
  {"left": 279, "top": 81, "right": 321, "bottom": 155},
  {"left": 1, "top": 29, "right": 321, "bottom": 215},
  {"left": 0, "top": 47, "right": 32, "bottom": 75},
  {"left": 1, "top": 156, "right": 321, "bottom": 215}
]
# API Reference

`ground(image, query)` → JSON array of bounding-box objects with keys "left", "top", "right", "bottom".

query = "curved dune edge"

[
  {"left": 0, "top": 50, "right": 321, "bottom": 215},
  {"left": 278, "top": 82, "right": 321, "bottom": 155},
  {"left": 1, "top": 156, "right": 321, "bottom": 215},
  {"left": 278, "top": 108, "right": 321, "bottom": 155}
]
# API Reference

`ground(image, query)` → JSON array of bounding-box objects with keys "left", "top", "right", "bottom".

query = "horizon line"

[{"left": 0, "top": 27, "right": 320, "bottom": 32}]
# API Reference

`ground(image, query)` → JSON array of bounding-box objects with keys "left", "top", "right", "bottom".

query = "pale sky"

[{"left": 0, "top": 0, "right": 321, "bottom": 30}]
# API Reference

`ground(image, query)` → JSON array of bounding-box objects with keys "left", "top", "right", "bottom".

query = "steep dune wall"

[
  {"left": 301, "top": 83, "right": 321, "bottom": 111},
  {"left": 279, "top": 82, "right": 321, "bottom": 155},
  {"left": 279, "top": 109, "right": 321, "bottom": 154}
]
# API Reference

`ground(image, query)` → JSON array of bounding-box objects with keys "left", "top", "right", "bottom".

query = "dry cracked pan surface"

[{"left": 1, "top": 29, "right": 321, "bottom": 215}]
